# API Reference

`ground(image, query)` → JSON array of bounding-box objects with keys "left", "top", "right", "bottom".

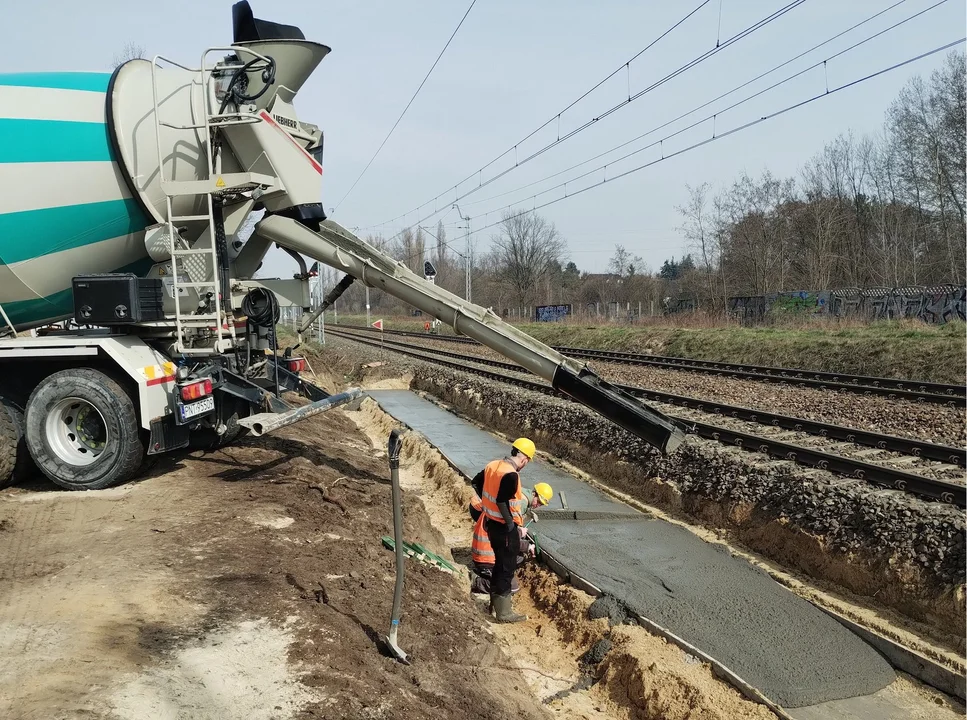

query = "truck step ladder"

[{"left": 149, "top": 52, "right": 275, "bottom": 356}]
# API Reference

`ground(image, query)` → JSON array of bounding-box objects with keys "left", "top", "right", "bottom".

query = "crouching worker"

[
  {"left": 469, "top": 481, "right": 551, "bottom": 595},
  {"left": 470, "top": 438, "right": 547, "bottom": 623}
]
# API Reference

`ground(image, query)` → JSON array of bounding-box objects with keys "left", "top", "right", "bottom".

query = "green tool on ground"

[{"left": 381, "top": 536, "right": 457, "bottom": 573}]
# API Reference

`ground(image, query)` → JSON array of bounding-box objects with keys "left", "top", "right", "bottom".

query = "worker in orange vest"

[
  {"left": 470, "top": 481, "right": 551, "bottom": 595},
  {"left": 473, "top": 437, "right": 538, "bottom": 623}
]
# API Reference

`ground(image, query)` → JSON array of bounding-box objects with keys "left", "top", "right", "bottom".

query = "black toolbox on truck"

[{"left": 72, "top": 274, "right": 165, "bottom": 325}]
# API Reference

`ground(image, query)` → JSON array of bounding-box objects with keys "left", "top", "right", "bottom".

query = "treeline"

[{"left": 323, "top": 52, "right": 965, "bottom": 318}]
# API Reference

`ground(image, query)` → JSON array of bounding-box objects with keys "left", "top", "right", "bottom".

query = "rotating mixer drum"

[
  {"left": 0, "top": 19, "right": 329, "bottom": 332},
  {"left": 0, "top": 73, "right": 154, "bottom": 329}
]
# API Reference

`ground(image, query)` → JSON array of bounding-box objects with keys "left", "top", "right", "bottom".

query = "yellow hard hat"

[
  {"left": 512, "top": 437, "right": 536, "bottom": 459},
  {"left": 533, "top": 482, "right": 553, "bottom": 505}
]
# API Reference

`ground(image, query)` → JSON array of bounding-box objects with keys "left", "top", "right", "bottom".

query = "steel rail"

[
  {"left": 331, "top": 328, "right": 964, "bottom": 466},
  {"left": 328, "top": 327, "right": 966, "bottom": 507},
  {"left": 334, "top": 324, "right": 965, "bottom": 405},
  {"left": 555, "top": 345, "right": 966, "bottom": 401}
]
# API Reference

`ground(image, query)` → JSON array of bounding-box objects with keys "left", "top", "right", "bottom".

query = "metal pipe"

[
  {"left": 238, "top": 387, "right": 363, "bottom": 436},
  {"left": 255, "top": 216, "right": 685, "bottom": 454}
]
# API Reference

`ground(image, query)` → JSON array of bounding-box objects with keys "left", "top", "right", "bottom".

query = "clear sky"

[{"left": 6, "top": 0, "right": 964, "bottom": 277}]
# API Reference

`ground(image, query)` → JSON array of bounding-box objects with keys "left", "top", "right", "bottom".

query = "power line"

[
  {"left": 460, "top": 0, "right": 936, "bottom": 215},
  {"left": 366, "top": 0, "right": 713, "bottom": 228},
  {"left": 462, "top": 37, "right": 965, "bottom": 240},
  {"left": 415, "top": 225, "right": 468, "bottom": 262},
  {"left": 368, "top": 0, "right": 807, "bottom": 230},
  {"left": 331, "top": 0, "right": 478, "bottom": 213}
]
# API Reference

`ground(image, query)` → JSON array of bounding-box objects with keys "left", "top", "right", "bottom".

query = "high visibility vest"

[
  {"left": 471, "top": 513, "right": 494, "bottom": 564},
  {"left": 471, "top": 498, "right": 529, "bottom": 565},
  {"left": 480, "top": 458, "right": 526, "bottom": 526}
]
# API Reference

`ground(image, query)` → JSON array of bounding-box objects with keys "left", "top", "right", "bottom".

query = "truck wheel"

[
  {"left": 25, "top": 369, "right": 144, "bottom": 491},
  {"left": 0, "top": 403, "right": 19, "bottom": 489},
  {"left": 0, "top": 398, "right": 34, "bottom": 489}
]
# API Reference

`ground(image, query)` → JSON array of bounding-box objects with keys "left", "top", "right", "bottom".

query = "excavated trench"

[
  {"left": 350, "top": 397, "right": 784, "bottom": 720},
  {"left": 406, "top": 364, "right": 966, "bottom": 655}
]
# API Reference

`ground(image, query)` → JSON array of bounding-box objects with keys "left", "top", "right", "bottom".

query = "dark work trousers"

[{"left": 485, "top": 518, "right": 520, "bottom": 596}]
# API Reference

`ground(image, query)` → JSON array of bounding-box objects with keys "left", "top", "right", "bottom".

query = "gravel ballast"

[{"left": 404, "top": 335, "right": 966, "bottom": 447}]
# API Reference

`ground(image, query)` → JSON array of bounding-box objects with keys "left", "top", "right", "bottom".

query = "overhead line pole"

[{"left": 453, "top": 204, "right": 471, "bottom": 302}]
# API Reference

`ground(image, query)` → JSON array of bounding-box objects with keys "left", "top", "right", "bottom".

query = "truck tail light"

[
  {"left": 286, "top": 358, "right": 306, "bottom": 373},
  {"left": 180, "top": 378, "right": 213, "bottom": 402}
]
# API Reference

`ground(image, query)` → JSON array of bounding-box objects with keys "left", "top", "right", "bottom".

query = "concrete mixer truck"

[{"left": 0, "top": 1, "right": 683, "bottom": 492}]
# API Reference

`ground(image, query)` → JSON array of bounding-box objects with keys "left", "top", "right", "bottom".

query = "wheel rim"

[{"left": 45, "top": 397, "right": 108, "bottom": 466}]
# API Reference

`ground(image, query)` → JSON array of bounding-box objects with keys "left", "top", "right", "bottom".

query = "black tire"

[
  {"left": 25, "top": 369, "right": 144, "bottom": 491},
  {"left": 0, "top": 397, "right": 35, "bottom": 489},
  {"left": 0, "top": 403, "right": 19, "bottom": 490}
]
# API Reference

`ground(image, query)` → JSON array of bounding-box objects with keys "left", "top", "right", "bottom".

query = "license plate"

[{"left": 179, "top": 395, "right": 215, "bottom": 421}]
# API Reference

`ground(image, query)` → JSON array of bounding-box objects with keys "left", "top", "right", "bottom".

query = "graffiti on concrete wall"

[
  {"left": 663, "top": 286, "right": 965, "bottom": 324},
  {"left": 535, "top": 304, "right": 572, "bottom": 322},
  {"left": 920, "top": 287, "right": 967, "bottom": 323},
  {"left": 766, "top": 291, "right": 831, "bottom": 317},
  {"left": 832, "top": 286, "right": 966, "bottom": 323},
  {"left": 726, "top": 296, "right": 765, "bottom": 322}
]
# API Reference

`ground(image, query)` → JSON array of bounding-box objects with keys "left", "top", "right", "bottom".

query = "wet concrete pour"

[
  {"left": 368, "top": 390, "right": 895, "bottom": 709},
  {"left": 536, "top": 518, "right": 894, "bottom": 707}
]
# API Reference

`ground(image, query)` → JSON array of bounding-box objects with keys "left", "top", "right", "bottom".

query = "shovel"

[{"left": 383, "top": 429, "right": 410, "bottom": 664}]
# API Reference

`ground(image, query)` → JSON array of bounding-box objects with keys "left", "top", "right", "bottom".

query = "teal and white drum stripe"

[{"left": 0, "top": 73, "right": 152, "bottom": 330}]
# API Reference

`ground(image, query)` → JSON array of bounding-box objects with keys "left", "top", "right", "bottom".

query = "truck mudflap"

[{"left": 255, "top": 215, "right": 686, "bottom": 454}]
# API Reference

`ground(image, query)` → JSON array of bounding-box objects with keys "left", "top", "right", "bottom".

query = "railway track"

[
  {"left": 334, "top": 324, "right": 965, "bottom": 406},
  {"left": 326, "top": 326, "right": 966, "bottom": 507}
]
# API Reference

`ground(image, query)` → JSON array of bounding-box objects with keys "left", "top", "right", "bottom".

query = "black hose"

[
  {"left": 218, "top": 56, "right": 276, "bottom": 115},
  {"left": 212, "top": 201, "right": 231, "bottom": 307},
  {"left": 242, "top": 288, "right": 282, "bottom": 397},
  {"left": 241, "top": 287, "right": 280, "bottom": 327}
]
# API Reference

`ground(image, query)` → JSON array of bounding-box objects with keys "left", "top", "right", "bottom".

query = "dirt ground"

[{"left": 0, "top": 406, "right": 559, "bottom": 720}]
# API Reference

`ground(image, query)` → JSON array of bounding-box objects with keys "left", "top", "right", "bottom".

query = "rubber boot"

[{"left": 491, "top": 593, "right": 526, "bottom": 623}]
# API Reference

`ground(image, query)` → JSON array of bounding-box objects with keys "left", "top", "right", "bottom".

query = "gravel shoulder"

[{"left": 394, "top": 334, "right": 966, "bottom": 448}]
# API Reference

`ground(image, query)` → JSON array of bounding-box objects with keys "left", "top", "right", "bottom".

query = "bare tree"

[
  {"left": 885, "top": 51, "right": 966, "bottom": 283},
  {"left": 433, "top": 220, "right": 453, "bottom": 289},
  {"left": 491, "top": 210, "right": 566, "bottom": 310},
  {"left": 413, "top": 227, "right": 426, "bottom": 275},
  {"left": 392, "top": 227, "right": 426, "bottom": 277},
  {"left": 678, "top": 183, "right": 728, "bottom": 310},
  {"left": 607, "top": 244, "right": 644, "bottom": 278},
  {"left": 112, "top": 42, "right": 146, "bottom": 69},
  {"left": 717, "top": 171, "right": 795, "bottom": 295}
]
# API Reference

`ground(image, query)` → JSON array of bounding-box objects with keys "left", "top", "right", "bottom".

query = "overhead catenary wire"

[
  {"left": 331, "top": 0, "right": 478, "bottom": 213},
  {"left": 398, "top": 224, "right": 469, "bottom": 265},
  {"left": 367, "top": 0, "right": 807, "bottom": 230},
  {"left": 458, "top": 0, "right": 940, "bottom": 215},
  {"left": 460, "top": 38, "right": 965, "bottom": 239},
  {"left": 364, "top": 0, "right": 715, "bottom": 229}
]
